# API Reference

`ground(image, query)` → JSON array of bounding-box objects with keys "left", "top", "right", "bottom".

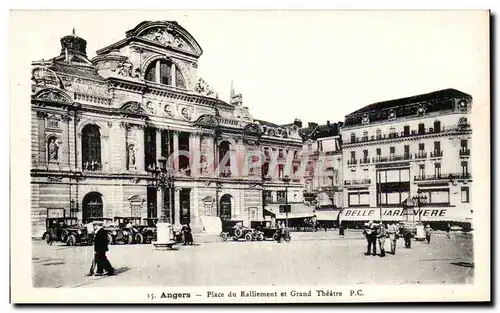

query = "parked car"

[
  {"left": 113, "top": 216, "right": 146, "bottom": 244},
  {"left": 251, "top": 221, "right": 280, "bottom": 241},
  {"left": 64, "top": 224, "right": 95, "bottom": 246},
  {"left": 140, "top": 218, "right": 158, "bottom": 243},
  {"left": 42, "top": 217, "right": 78, "bottom": 243},
  {"left": 220, "top": 220, "right": 254, "bottom": 242},
  {"left": 84, "top": 218, "right": 129, "bottom": 245}
]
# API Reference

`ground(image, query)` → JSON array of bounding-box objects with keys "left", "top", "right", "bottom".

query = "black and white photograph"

[{"left": 10, "top": 9, "right": 490, "bottom": 303}]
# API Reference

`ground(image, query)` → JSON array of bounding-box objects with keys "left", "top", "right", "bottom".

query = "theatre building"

[
  {"left": 30, "top": 21, "right": 303, "bottom": 237},
  {"left": 339, "top": 89, "right": 473, "bottom": 228}
]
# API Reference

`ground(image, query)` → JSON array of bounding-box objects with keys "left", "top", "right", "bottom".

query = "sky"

[{"left": 19, "top": 10, "right": 489, "bottom": 126}]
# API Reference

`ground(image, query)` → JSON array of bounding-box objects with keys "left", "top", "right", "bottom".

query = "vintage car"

[
  {"left": 251, "top": 221, "right": 280, "bottom": 241},
  {"left": 113, "top": 216, "right": 148, "bottom": 244},
  {"left": 137, "top": 218, "right": 158, "bottom": 244},
  {"left": 220, "top": 220, "right": 255, "bottom": 242},
  {"left": 84, "top": 218, "right": 130, "bottom": 245},
  {"left": 64, "top": 224, "right": 95, "bottom": 246},
  {"left": 398, "top": 221, "right": 419, "bottom": 237},
  {"left": 42, "top": 217, "right": 95, "bottom": 246},
  {"left": 42, "top": 217, "right": 78, "bottom": 243}
]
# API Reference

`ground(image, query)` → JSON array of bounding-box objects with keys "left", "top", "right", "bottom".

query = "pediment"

[
  {"left": 194, "top": 114, "right": 219, "bottom": 127},
  {"left": 127, "top": 21, "right": 203, "bottom": 57},
  {"left": 33, "top": 88, "right": 73, "bottom": 104},
  {"left": 120, "top": 101, "right": 149, "bottom": 117}
]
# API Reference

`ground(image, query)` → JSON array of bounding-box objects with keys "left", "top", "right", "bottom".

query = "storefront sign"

[{"left": 340, "top": 207, "right": 470, "bottom": 222}]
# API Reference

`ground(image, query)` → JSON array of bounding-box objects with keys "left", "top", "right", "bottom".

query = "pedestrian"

[
  {"left": 93, "top": 223, "right": 115, "bottom": 276},
  {"left": 387, "top": 222, "right": 399, "bottom": 254},
  {"left": 425, "top": 224, "right": 433, "bottom": 244},
  {"left": 403, "top": 226, "right": 412, "bottom": 249},
  {"left": 339, "top": 222, "right": 345, "bottom": 239},
  {"left": 363, "top": 221, "right": 377, "bottom": 256},
  {"left": 445, "top": 223, "right": 451, "bottom": 239},
  {"left": 377, "top": 223, "right": 387, "bottom": 257}
]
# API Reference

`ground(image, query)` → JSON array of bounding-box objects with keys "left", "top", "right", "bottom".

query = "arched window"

[
  {"left": 82, "top": 124, "right": 101, "bottom": 171},
  {"left": 218, "top": 141, "right": 231, "bottom": 177},
  {"left": 144, "top": 59, "right": 186, "bottom": 88}
]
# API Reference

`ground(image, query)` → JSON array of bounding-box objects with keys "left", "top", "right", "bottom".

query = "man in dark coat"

[
  {"left": 93, "top": 224, "right": 114, "bottom": 276},
  {"left": 363, "top": 221, "right": 377, "bottom": 256}
]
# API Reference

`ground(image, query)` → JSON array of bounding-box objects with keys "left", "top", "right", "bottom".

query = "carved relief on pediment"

[{"left": 141, "top": 26, "right": 194, "bottom": 54}]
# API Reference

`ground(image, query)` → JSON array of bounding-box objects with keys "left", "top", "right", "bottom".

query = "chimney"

[{"left": 293, "top": 118, "right": 302, "bottom": 128}]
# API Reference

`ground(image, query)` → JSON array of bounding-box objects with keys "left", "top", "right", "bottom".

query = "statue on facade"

[
  {"left": 128, "top": 144, "right": 136, "bottom": 169},
  {"left": 48, "top": 138, "right": 59, "bottom": 161},
  {"left": 194, "top": 78, "right": 214, "bottom": 96},
  {"left": 116, "top": 60, "right": 133, "bottom": 77}
]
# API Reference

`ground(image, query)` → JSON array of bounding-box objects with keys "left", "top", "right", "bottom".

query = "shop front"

[{"left": 339, "top": 207, "right": 473, "bottom": 230}]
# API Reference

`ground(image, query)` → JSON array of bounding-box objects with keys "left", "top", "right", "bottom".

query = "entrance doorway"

[
  {"left": 82, "top": 192, "right": 103, "bottom": 221},
  {"left": 219, "top": 194, "right": 232, "bottom": 221}
]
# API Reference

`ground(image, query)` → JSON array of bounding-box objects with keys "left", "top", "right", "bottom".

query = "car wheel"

[
  {"left": 272, "top": 233, "right": 279, "bottom": 241},
  {"left": 135, "top": 233, "right": 144, "bottom": 244},
  {"left": 221, "top": 233, "right": 228, "bottom": 241},
  {"left": 42, "top": 232, "right": 49, "bottom": 241},
  {"left": 234, "top": 228, "right": 243, "bottom": 238},
  {"left": 127, "top": 234, "right": 134, "bottom": 244},
  {"left": 67, "top": 235, "right": 76, "bottom": 246},
  {"left": 258, "top": 233, "right": 264, "bottom": 241},
  {"left": 107, "top": 234, "right": 113, "bottom": 245},
  {"left": 245, "top": 233, "right": 253, "bottom": 242}
]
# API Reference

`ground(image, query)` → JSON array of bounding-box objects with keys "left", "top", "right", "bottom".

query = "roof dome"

[{"left": 60, "top": 29, "right": 87, "bottom": 58}]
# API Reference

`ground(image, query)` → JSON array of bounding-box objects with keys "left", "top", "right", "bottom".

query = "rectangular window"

[
  {"left": 160, "top": 62, "right": 172, "bottom": 85},
  {"left": 430, "top": 190, "right": 449, "bottom": 204},
  {"left": 418, "top": 123, "right": 425, "bottom": 135},
  {"left": 363, "top": 150, "right": 368, "bottom": 158},
  {"left": 362, "top": 131, "right": 368, "bottom": 141},
  {"left": 277, "top": 191, "right": 286, "bottom": 202},
  {"left": 376, "top": 129, "right": 382, "bottom": 139},
  {"left": 461, "top": 139, "right": 468, "bottom": 149},
  {"left": 434, "top": 120, "right": 441, "bottom": 133},
  {"left": 389, "top": 146, "right": 395, "bottom": 155},
  {"left": 387, "top": 192, "right": 400, "bottom": 204},
  {"left": 434, "top": 163, "right": 441, "bottom": 177},
  {"left": 461, "top": 187, "right": 470, "bottom": 203},
  {"left": 386, "top": 169, "right": 400, "bottom": 182},
  {"left": 400, "top": 169, "right": 410, "bottom": 182},
  {"left": 404, "top": 145, "right": 410, "bottom": 157},
  {"left": 350, "top": 133, "right": 356, "bottom": 143},
  {"left": 376, "top": 148, "right": 381, "bottom": 156},
  {"left": 348, "top": 192, "right": 370, "bottom": 206},
  {"left": 404, "top": 125, "right": 410, "bottom": 136},
  {"left": 461, "top": 161, "right": 469, "bottom": 176},
  {"left": 419, "top": 143, "right": 425, "bottom": 151},
  {"left": 434, "top": 141, "right": 441, "bottom": 152},
  {"left": 350, "top": 151, "right": 356, "bottom": 161},
  {"left": 419, "top": 164, "right": 425, "bottom": 177}
]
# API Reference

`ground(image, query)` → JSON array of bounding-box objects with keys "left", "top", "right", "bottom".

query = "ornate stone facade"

[{"left": 30, "top": 21, "right": 304, "bottom": 237}]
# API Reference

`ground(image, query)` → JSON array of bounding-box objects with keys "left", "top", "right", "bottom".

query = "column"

[
  {"left": 119, "top": 122, "right": 129, "bottom": 170},
  {"left": 156, "top": 188, "right": 163, "bottom": 220},
  {"left": 173, "top": 131, "right": 179, "bottom": 171},
  {"left": 171, "top": 63, "right": 177, "bottom": 87},
  {"left": 189, "top": 132, "right": 201, "bottom": 177},
  {"left": 136, "top": 125, "right": 145, "bottom": 172},
  {"left": 174, "top": 188, "right": 181, "bottom": 226},
  {"left": 156, "top": 128, "right": 162, "bottom": 164}
]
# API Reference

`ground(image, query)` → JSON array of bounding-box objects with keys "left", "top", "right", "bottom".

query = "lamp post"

[
  {"left": 412, "top": 191, "right": 428, "bottom": 224},
  {"left": 282, "top": 175, "right": 291, "bottom": 229},
  {"left": 403, "top": 197, "right": 415, "bottom": 222},
  {"left": 148, "top": 156, "right": 175, "bottom": 223},
  {"left": 70, "top": 199, "right": 76, "bottom": 219}
]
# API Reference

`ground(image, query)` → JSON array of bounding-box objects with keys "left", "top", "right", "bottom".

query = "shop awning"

[
  {"left": 266, "top": 203, "right": 316, "bottom": 220},
  {"left": 339, "top": 207, "right": 473, "bottom": 222},
  {"left": 315, "top": 211, "right": 340, "bottom": 221}
]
